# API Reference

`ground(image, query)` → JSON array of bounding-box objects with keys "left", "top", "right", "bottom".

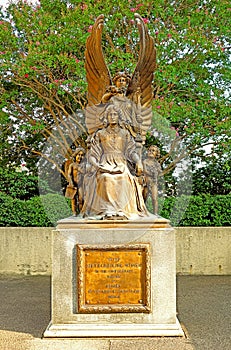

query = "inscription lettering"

[
  {"left": 77, "top": 244, "right": 151, "bottom": 313},
  {"left": 87, "top": 263, "right": 123, "bottom": 268},
  {"left": 88, "top": 289, "right": 140, "bottom": 294},
  {"left": 83, "top": 250, "right": 145, "bottom": 305}
]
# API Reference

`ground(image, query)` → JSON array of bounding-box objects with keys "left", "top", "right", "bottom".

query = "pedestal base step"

[{"left": 44, "top": 319, "right": 184, "bottom": 338}]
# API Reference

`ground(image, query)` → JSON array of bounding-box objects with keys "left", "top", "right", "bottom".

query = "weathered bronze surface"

[
  {"left": 80, "top": 14, "right": 157, "bottom": 220},
  {"left": 64, "top": 148, "right": 86, "bottom": 216},
  {"left": 77, "top": 244, "right": 151, "bottom": 313},
  {"left": 143, "top": 145, "right": 162, "bottom": 215},
  {"left": 57, "top": 217, "right": 170, "bottom": 229}
]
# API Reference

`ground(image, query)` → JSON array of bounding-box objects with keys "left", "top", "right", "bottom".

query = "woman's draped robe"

[{"left": 82, "top": 126, "right": 148, "bottom": 219}]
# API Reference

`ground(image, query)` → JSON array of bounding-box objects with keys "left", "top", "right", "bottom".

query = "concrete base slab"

[{"left": 44, "top": 319, "right": 184, "bottom": 337}]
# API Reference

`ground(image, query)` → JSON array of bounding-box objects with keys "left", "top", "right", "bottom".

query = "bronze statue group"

[{"left": 65, "top": 14, "right": 161, "bottom": 220}]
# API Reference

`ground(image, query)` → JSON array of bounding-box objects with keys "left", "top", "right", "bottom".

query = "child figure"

[
  {"left": 143, "top": 145, "right": 162, "bottom": 215},
  {"left": 65, "top": 148, "right": 85, "bottom": 216}
]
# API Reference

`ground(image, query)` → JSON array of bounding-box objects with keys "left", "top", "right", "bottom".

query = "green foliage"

[
  {"left": 192, "top": 157, "right": 231, "bottom": 195},
  {"left": 1, "top": 0, "right": 230, "bottom": 228},
  {"left": 37, "top": 193, "right": 72, "bottom": 224},
  {"left": 0, "top": 168, "right": 54, "bottom": 199},
  {"left": 160, "top": 194, "right": 231, "bottom": 226},
  {"left": 0, "top": 0, "right": 230, "bottom": 174},
  {"left": 0, "top": 193, "right": 72, "bottom": 227},
  {"left": 0, "top": 190, "right": 230, "bottom": 227}
]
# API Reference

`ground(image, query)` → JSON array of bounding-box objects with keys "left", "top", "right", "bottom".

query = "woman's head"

[
  {"left": 106, "top": 107, "right": 119, "bottom": 125},
  {"left": 112, "top": 71, "right": 131, "bottom": 88},
  {"left": 102, "top": 104, "right": 123, "bottom": 126}
]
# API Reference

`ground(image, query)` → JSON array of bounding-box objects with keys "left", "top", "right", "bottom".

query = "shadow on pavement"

[
  {"left": 0, "top": 275, "right": 231, "bottom": 350},
  {"left": 177, "top": 275, "right": 231, "bottom": 350},
  {"left": 0, "top": 275, "right": 51, "bottom": 338}
]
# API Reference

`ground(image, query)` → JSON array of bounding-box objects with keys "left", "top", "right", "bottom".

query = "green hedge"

[
  {"left": 0, "top": 168, "right": 53, "bottom": 200},
  {"left": 160, "top": 194, "right": 231, "bottom": 226},
  {"left": 0, "top": 192, "right": 230, "bottom": 227},
  {"left": 0, "top": 192, "right": 72, "bottom": 227}
]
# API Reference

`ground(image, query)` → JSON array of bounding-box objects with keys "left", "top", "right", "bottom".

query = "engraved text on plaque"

[{"left": 77, "top": 244, "right": 151, "bottom": 313}]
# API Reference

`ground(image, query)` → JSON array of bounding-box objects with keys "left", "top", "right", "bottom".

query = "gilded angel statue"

[
  {"left": 85, "top": 13, "right": 156, "bottom": 145},
  {"left": 81, "top": 14, "right": 156, "bottom": 220}
]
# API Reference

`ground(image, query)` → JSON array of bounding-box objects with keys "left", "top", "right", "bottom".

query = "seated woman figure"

[{"left": 81, "top": 104, "right": 148, "bottom": 220}]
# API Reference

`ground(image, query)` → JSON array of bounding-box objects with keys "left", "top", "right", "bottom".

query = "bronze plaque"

[{"left": 77, "top": 244, "right": 151, "bottom": 313}]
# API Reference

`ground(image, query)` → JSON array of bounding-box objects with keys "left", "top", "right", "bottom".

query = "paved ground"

[{"left": 0, "top": 275, "right": 230, "bottom": 350}]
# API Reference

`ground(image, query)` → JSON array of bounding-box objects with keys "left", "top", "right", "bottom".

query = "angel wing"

[
  {"left": 84, "top": 14, "right": 156, "bottom": 138},
  {"left": 126, "top": 13, "right": 156, "bottom": 107},
  {"left": 85, "top": 103, "right": 107, "bottom": 135},
  {"left": 85, "top": 14, "right": 112, "bottom": 107},
  {"left": 126, "top": 14, "right": 156, "bottom": 140}
]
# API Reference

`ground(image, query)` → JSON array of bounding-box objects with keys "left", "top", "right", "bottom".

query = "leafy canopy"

[{"left": 0, "top": 0, "right": 230, "bottom": 178}]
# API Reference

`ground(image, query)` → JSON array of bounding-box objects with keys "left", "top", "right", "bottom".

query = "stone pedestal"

[{"left": 44, "top": 217, "right": 184, "bottom": 337}]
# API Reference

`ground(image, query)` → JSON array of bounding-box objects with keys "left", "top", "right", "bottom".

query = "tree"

[
  {"left": 192, "top": 155, "right": 231, "bottom": 195},
  {"left": 0, "top": 0, "right": 230, "bottom": 182}
]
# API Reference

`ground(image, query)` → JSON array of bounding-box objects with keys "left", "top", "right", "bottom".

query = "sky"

[{"left": 0, "top": 0, "right": 9, "bottom": 7}]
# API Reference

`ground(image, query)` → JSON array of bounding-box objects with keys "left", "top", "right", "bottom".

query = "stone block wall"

[{"left": 0, "top": 227, "right": 230, "bottom": 275}]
